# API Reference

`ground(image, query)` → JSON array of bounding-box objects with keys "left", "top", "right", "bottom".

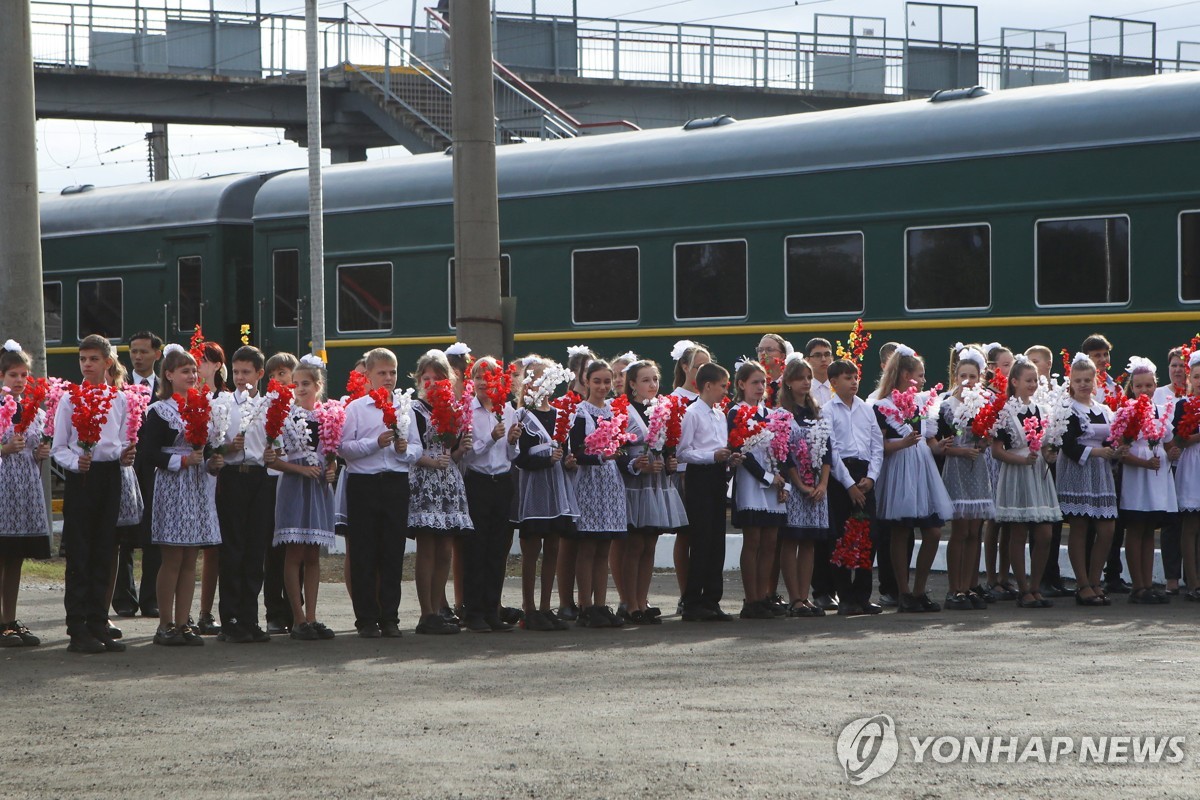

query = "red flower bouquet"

[
  {"left": 549, "top": 391, "right": 579, "bottom": 446},
  {"left": 174, "top": 387, "right": 212, "bottom": 450},
  {"left": 1176, "top": 397, "right": 1200, "bottom": 440},
  {"left": 664, "top": 395, "right": 685, "bottom": 453},
  {"left": 427, "top": 378, "right": 464, "bottom": 447},
  {"left": 1110, "top": 394, "right": 1151, "bottom": 445},
  {"left": 264, "top": 379, "right": 295, "bottom": 446},
  {"left": 345, "top": 369, "right": 369, "bottom": 401},
  {"left": 14, "top": 377, "right": 48, "bottom": 436},
  {"left": 369, "top": 386, "right": 398, "bottom": 435},
  {"left": 189, "top": 324, "right": 207, "bottom": 367},
  {"left": 728, "top": 404, "right": 766, "bottom": 451},
  {"left": 69, "top": 381, "right": 117, "bottom": 452},
  {"left": 836, "top": 318, "right": 873, "bottom": 374},
  {"left": 483, "top": 362, "right": 519, "bottom": 423},
  {"left": 831, "top": 513, "right": 873, "bottom": 570}
]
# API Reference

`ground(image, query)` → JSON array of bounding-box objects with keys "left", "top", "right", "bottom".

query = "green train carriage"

[
  {"left": 251, "top": 72, "right": 1200, "bottom": 387},
  {"left": 39, "top": 173, "right": 269, "bottom": 377}
]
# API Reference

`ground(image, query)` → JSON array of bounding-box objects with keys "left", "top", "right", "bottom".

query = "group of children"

[{"left": 1, "top": 325, "right": 1196, "bottom": 652}]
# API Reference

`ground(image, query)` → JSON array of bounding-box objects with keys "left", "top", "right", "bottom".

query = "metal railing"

[{"left": 28, "top": 1, "right": 1200, "bottom": 97}]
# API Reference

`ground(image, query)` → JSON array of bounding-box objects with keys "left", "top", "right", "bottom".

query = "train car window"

[
  {"left": 905, "top": 224, "right": 991, "bottom": 311},
  {"left": 1036, "top": 216, "right": 1130, "bottom": 307},
  {"left": 43, "top": 282, "right": 63, "bottom": 343},
  {"left": 178, "top": 256, "right": 203, "bottom": 332},
  {"left": 572, "top": 247, "right": 640, "bottom": 324},
  {"left": 337, "top": 263, "right": 392, "bottom": 333},
  {"left": 784, "top": 233, "right": 864, "bottom": 316},
  {"left": 77, "top": 278, "right": 123, "bottom": 341},
  {"left": 674, "top": 240, "right": 748, "bottom": 320},
  {"left": 1180, "top": 211, "right": 1200, "bottom": 302},
  {"left": 273, "top": 250, "right": 300, "bottom": 328},
  {"left": 449, "top": 256, "right": 511, "bottom": 329}
]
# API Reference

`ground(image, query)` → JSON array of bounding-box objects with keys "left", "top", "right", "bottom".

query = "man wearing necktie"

[{"left": 113, "top": 331, "right": 164, "bottom": 618}]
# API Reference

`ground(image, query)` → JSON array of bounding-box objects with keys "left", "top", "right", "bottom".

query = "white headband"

[
  {"left": 983, "top": 342, "right": 1003, "bottom": 354},
  {"left": 163, "top": 343, "right": 186, "bottom": 358},
  {"left": 733, "top": 355, "right": 749, "bottom": 372},
  {"left": 894, "top": 344, "right": 915, "bottom": 358},
  {"left": 621, "top": 361, "right": 639, "bottom": 374},
  {"left": 445, "top": 342, "right": 471, "bottom": 357},
  {"left": 614, "top": 350, "right": 638, "bottom": 364},
  {"left": 2, "top": 339, "right": 20, "bottom": 353},
  {"left": 956, "top": 347, "right": 986, "bottom": 371},
  {"left": 1190, "top": 352, "right": 1200, "bottom": 369},
  {"left": 670, "top": 339, "right": 695, "bottom": 361},
  {"left": 1071, "top": 352, "right": 1093, "bottom": 368},
  {"left": 785, "top": 351, "right": 805, "bottom": 365},
  {"left": 1126, "top": 356, "right": 1156, "bottom": 375},
  {"left": 299, "top": 354, "right": 325, "bottom": 368}
]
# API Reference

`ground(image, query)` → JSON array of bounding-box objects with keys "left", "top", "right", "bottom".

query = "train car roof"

[
  {"left": 40, "top": 172, "right": 272, "bottom": 239},
  {"left": 253, "top": 71, "right": 1200, "bottom": 221}
]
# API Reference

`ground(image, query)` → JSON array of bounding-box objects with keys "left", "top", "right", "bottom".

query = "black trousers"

[
  {"left": 217, "top": 466, "right": 275, "bottom": 629},
  {"left": 347, "top": 472, "right": 410, "bottom": 629},
  {"left": 112, "top": 540, "right": 160, "bottom": 613},
  {"left": 829, "top": 458, "right": 876, "bottom": 605},
  {"left": 1039, "top": 522, "right": 1065, "bottom": 585},
  {"left": 263, "top": 527, "right": 291, "bottom": 624},
  {"left": 463, "top": 471, "right": 514, "bottom": 618},
  {"left": 62, "top": 460, "right": 121, "bottom": 632},
  {"left": 682, "top": 464, "right": 729, "bottom": 611}
]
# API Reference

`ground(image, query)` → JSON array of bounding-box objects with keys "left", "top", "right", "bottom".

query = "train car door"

[
  {"left": 259, "top": 231, "right": 308, "bottom": 359},
  {"left": 164, "top": 236, "right": 209, "bottom": 345}
]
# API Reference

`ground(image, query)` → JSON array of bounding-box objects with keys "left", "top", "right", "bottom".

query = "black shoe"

[
  {"left": 357, "top": 624, "right": 382, "bottom": 638},
  {"left": 67, "top": 631, "right": 106, "bottom": 654},
  {"left": 113, "top": 606, "right": 137, "bottom": 618},
  {"left": 544, "top": 609, "right": 570, "bottom": 631},
  {"left": 220, "top": 625, "right": 254, "bottom": 644},
  {"left": 877, "top": 593, "right": 899, "bottom": 608},
  {"left": 837, "top": 603, "right": 866, "bottom": 616},
  {"left": 576, "top": 607, "right": 600, "bottom": 628},
  {"left": 196, "top": 613, "right": 221, "bottom": 636},
  {"left": 139, "top": 605, "right": 160, "bottom": 618},
  {"left": 246, "top": 624, "right": 271, "bottom": 643},
  {"left": 1040, "top": 582, "right": 1071, "bottom": 598},
  {"left": 915, "top": 593, "right": 941, "bottom": 612},
  {"left": 106, "top": 621, "right": 123, "bottom": 640},
  {"left": 789, "top": 602, "right": 823, "bottom": 618},
  {"left": 739, "top": 599, "right": 774, "bottom": 620},
  {"left": 484, "top": 614, "right": 514, "bottom": 632},
  {"left": 1105, "top": 578, "right": 1133, "bottom": 594},
  {"left": 969, "top": 585, "right": 994, "bottom": 604},
  {"left": 266, "top": 620, "right": 291, "bottom": 635},
  {"left": 968, "top": 590, "right": 989, "bottom": 609},
  {"left": 310, "top": 621, "right": 336, "bottom": 640},
  {"left": 601, "top": 606, "right": 625, "bottom": 628},
  {"left": 153, "top": 625, "right": 184, "bottom": 646},
  {"left": 439, "top": 606, "right": 462, "bottom": 627},
  {"left": 520, "top": 610, "right": 555, "bottom": 631},
  {"left": 556, "top": 604, "right": 580, "bottom": 622},
  {"left": 617, "top": 606, "right": 636, "bottom": 624},
  {"left": 179, "top": 625, "right": 205, "bottom": 646},
  {"left": 944, "top": 593, "right": 972, "bottom": 610},
  {"left": 860, "top": 602, "right": 883, "bottom": 615},
  {"left": 6, "top": 621, "right": 39, "bottom": 646},
  {"left": 897, "top": 594, "right": 922, "bottom": 613},
  {"left": 707, "top": 606, "right": 734, "bottom": 622},
  {"left": 291, "top": 622, "right": 320, "bottom": 641},
  {"left": 499, "top": 606, "right": 524, "bottom": 626},
  {"left": 89, "top": 625, "right": 127, "bottom": 652},
  {"left": 463, "top": 615, "right": 492, "bottom": 633},
  {"left": 681, "top": 605, "right": 716, "bottom": 622},
  {"left": 645, "top": 606, "right": 662, "bottom": 619},
  {"left": 380, "top": 621, "right": 404, "bottom": 638},
  {"left": 813, "top": 594, "right": 839, "bottom": 612}
]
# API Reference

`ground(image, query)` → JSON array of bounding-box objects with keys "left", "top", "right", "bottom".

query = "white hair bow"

[
  {"left": 566, "top": 345, "right": 591, "bottom": 359},
  {"left": 445, "top": 342, "right": 471, "bottom": 357},
  {"left": 614, "top": 350, "right": 638, "bottom": 364},
  {"left": 163, "top": 343, "right": 186, "bottom": 358},
  {"left": 1190, "top": 352, "right": 1200, "bottom": 369},
  {"left": 300, "top": 354, "right": 325, "bottom": 368},
  {"left": 785, "top": 351, "right": 805, "bottom": 365},
  {"left": 1071, "top": 352, "right": 1093, "bottom": 367},
  {"left": 983, "top": 342, "right": 1003, "bottom": 355},
  {"left": 733, "top": 355, "right": 749, "bottom": 372},
  {"left": 670, "top": 340, "right": 695, "bottom": 361},
  {"left": 1126, "top": 356, "right": 1156, "bottom": 375},
  {"left": 2, "top": 339, "right": 21, "bottom": 353},
  {"left": 894, "top": 344, "right": 915, "bottom": 358},
  {"left": 957, "top": 348, "right": 986, "bottom": 371}
]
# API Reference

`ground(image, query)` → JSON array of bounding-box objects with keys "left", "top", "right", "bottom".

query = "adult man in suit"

[{"left": 112, "top": 331, "right": 163, "bottom": 618}]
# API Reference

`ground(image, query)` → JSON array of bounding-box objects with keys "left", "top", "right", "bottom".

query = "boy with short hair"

[
  {"left": 804, "top": 337, "right": 835, "bottom": 407},
  {"left": 216, "top": 345, "right": 274, "bottom": 643},
  {"left": 341, "top": 348, "right": 423, "bottom": 637},
  {"left": 52, "top": 335, "right": 137, "bottom": 653},
  {"left": 677, "top": 362, "right": 740, "bottom": 621},
  {"left": 824, "top": 359, "right": 885, "bottom": 615},
  {"left": 1025, "top": 345, "right": 1053, "bottom": 380}
]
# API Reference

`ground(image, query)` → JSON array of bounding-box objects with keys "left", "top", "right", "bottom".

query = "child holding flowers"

[
  {"left": 727, "top": 359, "right": 788, "bottom": 620},
  {"left": 267, "top": 355, "right": 337, "bottom": 640},
  {"left": 408, "top": 349, "right": 474, "bottom": 635},
  {"left": 569, "top": 360, "right": 632, "bottom": 628},
  {"left": 0, "top": 343, "right": 51, "bottom": 647},
  {"left": 991, "top": 356, "right": 1061, "bottom": 609},
  {"left": 138, "top": 344, "right": 223, "bottom": 646},
  {"left": 932, "top": 345, "right": 994, "bottom": 610},
  {"left": 1117, "top": 358, "right": 1178, "bottom": 604},
  {"left": 777, "top": 355, "right": 834, "bottom": 617},
  {"left": 1171, "top": 352, "right": 1200, "bottom": 598},
  {"left": 872, "top": 345, "right": 953, "bottom": 613}
]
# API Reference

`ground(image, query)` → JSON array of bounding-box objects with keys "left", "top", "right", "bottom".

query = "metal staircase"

[{"left": 340, "top": 4, "right": 588, "bottom": 153}]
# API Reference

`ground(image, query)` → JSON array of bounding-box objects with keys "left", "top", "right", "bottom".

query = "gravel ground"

[{"left": 5, "top": 574, "right": 1199, "bottom": 799}]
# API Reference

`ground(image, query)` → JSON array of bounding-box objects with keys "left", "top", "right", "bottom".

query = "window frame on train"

[
  {"left": 571, "top": 246, "right": 641, "bottom": 326},
  {"left": 336, "top": 261, "right": 393, "bottom": 334},
  {"left": 43, "top": 282, "right": 63, "bottom": 344},
  {"left": 783, "top": 231, "right": 865, "bottom": 318},
  {"left": 1179, "top": 210, "right": 1200, "bottom": 303},
  {"left": 903, "top": 222, "right": 993, "bottom": 313},
  {"left": 272, "top": 249, "right": 301, "bottom": 329},
  {"left": 673, "top": 238, "right": 749, "bottom": 322},
  {"left": 1034, "top": 214, "right": 1131, "bottom": 308},
  {"left": 77, "top": 277, "right": 124, "bottom": 343},
  {"left": 177, "top": 255, "right": 203, "bottom": 333},
  {"left": 448, "top": 255, "right": 511, "bottom": 330}
]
